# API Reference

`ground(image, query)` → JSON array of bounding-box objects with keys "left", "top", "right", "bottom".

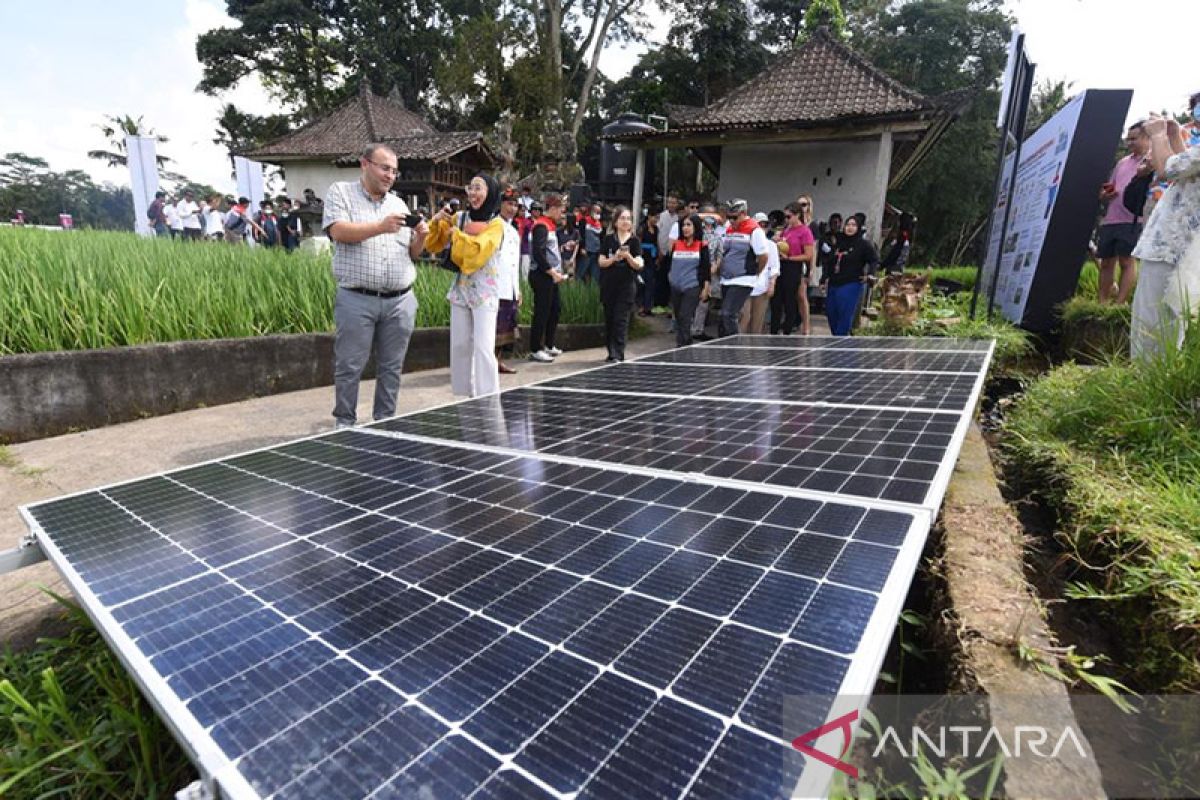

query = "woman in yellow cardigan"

[{"left": 426, "top": 173, "right": 516, "bottom": 397}]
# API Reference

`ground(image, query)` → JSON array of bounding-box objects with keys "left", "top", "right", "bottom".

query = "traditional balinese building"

[
  {"left": 605, "top": 28, "right": 969, "bottom": 239},
  {"left": 244, "top": 84, "right": 495, "bottom": 210}
]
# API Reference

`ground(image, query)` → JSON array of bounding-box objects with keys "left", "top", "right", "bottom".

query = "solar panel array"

[{"left": 23, "top": 332, "right": 992, "bottom": 800}]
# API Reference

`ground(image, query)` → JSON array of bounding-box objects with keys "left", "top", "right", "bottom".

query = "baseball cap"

[
  {"left": 727, "top": 198, "right": 748, "bottom": 214},
  {"left": 753, "top": 212, "right": 769, "bottom": 223}
]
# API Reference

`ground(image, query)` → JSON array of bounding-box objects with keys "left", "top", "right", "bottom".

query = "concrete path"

[{"left": 0, "top": 315, "right": 828, "bottom": 646}]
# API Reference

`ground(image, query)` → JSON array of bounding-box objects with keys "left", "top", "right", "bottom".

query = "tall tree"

[{"left": 846, "top": 0, "right": 1012, "bottom": 264}]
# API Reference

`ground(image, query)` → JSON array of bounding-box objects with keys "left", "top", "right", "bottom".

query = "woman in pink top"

[{"left": 772, "top": 200, "right": 816, "bottom": 334}]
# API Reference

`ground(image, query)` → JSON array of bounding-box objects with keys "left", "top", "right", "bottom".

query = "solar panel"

[
  {"left": 375, "top": 388, "right": 960, "bottom": 507},
  {"left": 700, "top": 334, "right": 993, "bottom": 351},
  {"left": 23, "top": 332, "right": 993, "bottom": 799},
  {"left": 24, "top": 431, "right": 928, "bottom": 800},
  {"left": 641, "top": 346, "right": 989, "bottom": 374},
  {"left": 539, "top": 362, "right": 980, "bottom": 412}
]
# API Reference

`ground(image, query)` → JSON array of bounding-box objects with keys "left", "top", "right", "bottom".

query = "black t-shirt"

[{"left": 599, "top": 233, "right": 641, "bottom": 298}]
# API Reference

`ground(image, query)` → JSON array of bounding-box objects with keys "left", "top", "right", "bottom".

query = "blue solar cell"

[
  {"left": 474, "top": 769, "right": 557, "bottom": 799},
  {"left": 522, "top": 581, "right": 622, "bottom": 644},
  {"left": 485, "top": 569, "right": 579, "bottom": 626},
  {"left": 740, "top": 642, "right": 849, "bottom": 738},
  {"left": 591, "top": 541, "right": 673, "bottom": 586},
  {"left": 564, "top": 594, "right": 669, "bottom": 662},
  {"left": 828, "top": 541, "right": 899, "bottom": 592},
  {"left": 515, "top": 672, "right": 657, "bottom": 793},
  {"left": 731, "top": 572, "right": 818, "bottom": 635},
  {"left": 774, "top": 532, "right": 847, "bottom": 579},
  {"left": 673, "top": 625, "right": 781, "bottom": 716},
  {"left": 679, "top": 561, "right": 765, "bottom": 616},
  {"left": 378, "top": 734, "right": 498, "bottom": 799},
  {"left": 791, "top": 584, "right": 878, "bottom": 654},
  {"left": 464, "top": 650, "right": 597, "bottom": 754},
  {"left": 685, "top": 726, "right": 806, "bottom": 800},
  {"left": 616, "top": 608, "right": 721, "bottom": 689},
  {"left": 634, "top": 550, "right": 719, "bottom": 602},
  {"left": 384, "top": 614, "right": 506, "bottom": 694},
  {"left": 419, "top": 633, "right": 548, "bottom": 723},
  {"left": 577, "top": 697, "right": 726, "bottom": 799}
]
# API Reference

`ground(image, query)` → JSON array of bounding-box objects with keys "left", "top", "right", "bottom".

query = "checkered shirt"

[{"left": 322, "top": 180, "right": 416, "bottom": 291}]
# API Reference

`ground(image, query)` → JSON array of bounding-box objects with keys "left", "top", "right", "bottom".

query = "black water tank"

[{"left": 597, "top": 113, "right": 656, "bottom": 205}]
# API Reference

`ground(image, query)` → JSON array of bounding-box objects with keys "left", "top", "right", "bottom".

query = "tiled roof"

[
  {"left": 331, "top": 132, "right": 487, "bottom": 164},
  {"left": 615, "top": 28, "right": 936, "bottom": 138},
  {"left": 244, "top": 87, "right": 438, "bottom": 160}
]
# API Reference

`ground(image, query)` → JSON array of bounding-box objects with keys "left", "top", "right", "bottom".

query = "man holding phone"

[{"left": 323, "top": 143, "right": 429, "bottom": 428}]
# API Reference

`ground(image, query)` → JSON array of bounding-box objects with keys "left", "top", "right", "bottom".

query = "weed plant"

[
  {"left": 0, "top": 597, "right": 193, "bottom": 798},
  {"left": 1005, "top": 328, "right": 1200, "bottom": 689},
  {"left": 0, "top": 228, "right": 602, "bottom": 355}
]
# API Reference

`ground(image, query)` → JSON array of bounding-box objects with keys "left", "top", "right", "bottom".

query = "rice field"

[{"left": 0, "top": 228, "right": 603, "bottom": 355}]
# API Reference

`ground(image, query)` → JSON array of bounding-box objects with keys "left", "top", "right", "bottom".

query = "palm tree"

[{"left": 86, "top": 114, "right": 171, "bottom": 168}]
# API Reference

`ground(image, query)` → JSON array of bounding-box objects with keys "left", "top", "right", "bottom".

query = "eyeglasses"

[
  {"left": 798, "top": 203, "right": 809, "bottom": 208},
  {"left": 366, "top": 160, "right": 398, "bottom": 176}
]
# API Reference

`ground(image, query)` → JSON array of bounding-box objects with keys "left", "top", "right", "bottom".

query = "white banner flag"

[
  {"left": 234, "top": 156, "right": 265, "bottom": 206},
  {"left": 126, "top": 135, "right": 159, "bottom": 237}
]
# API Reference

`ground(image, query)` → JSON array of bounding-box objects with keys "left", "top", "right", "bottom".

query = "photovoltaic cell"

[
  {"left": 642, "top": 345, "right": 988, "bottom": 373},
  {"left": 25, "top": 431, "right": 925, "bottom": 799}
]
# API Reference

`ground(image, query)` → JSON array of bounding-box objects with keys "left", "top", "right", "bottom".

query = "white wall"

[
  {"left": 717, "top": 134, "right": 893, "bottom": 241},
  {"left": 280, "top": 162, "right": 360, "bottom": 202}
]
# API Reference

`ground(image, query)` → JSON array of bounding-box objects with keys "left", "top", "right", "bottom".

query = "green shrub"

[
  {"left": 1004, "top": 330, "right": 1200, "bottom": 689},
  {"left": 1058, "top": 296, "right": 1131, "bottom": 363},
  {"left": 0, "top": 598, "right": 193, "bottom": 798},
  {"left": 0, "top": 228, "right": 603, "bottom": 355}
]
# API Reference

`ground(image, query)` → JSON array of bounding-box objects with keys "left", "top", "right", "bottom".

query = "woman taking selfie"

[{"left": 598, "top": 205, "right": 643, "bottom": 361}]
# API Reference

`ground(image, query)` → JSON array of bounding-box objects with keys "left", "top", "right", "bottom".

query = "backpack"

[
  {"left": 224, "top": 209, "right": 247, "bottom": 233},
  {"left": 146, "top": 202, "right": 158, "bottom": 223},
  {"left": 1122, "top": 170, "right": 1152, "bottom": 220}
]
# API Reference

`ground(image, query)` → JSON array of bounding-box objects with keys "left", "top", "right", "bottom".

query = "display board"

[{"left": 979, "top": 89, "right": 1133, "bottom": 331}]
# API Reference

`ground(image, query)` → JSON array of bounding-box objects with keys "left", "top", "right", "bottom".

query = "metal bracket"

[
  {"left": 175, "top": 780, "right": 214, "bottom": 800},
  {"left": 0, "top": 533, "right": 47, "bottom": 575}
]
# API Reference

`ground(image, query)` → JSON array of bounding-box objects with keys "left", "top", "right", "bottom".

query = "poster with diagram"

[{"left": 979, "top": 89, "right": 1131, "bottom": 331}]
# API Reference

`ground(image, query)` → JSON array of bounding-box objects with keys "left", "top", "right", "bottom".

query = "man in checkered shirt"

[{"left": 323, "top": 144, "right": 429, "bottom": 428}]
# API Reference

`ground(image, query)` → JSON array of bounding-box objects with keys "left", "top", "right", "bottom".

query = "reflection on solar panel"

[
  {"left": 541, "top": 362, "right": 979, "bottom": 412},
  {"left": 642, "top": 346, "right": 988, "bottom": 374},
  {"left": 23, "top": 333, "right": 992, "bottom": 800},
  {"left": 26, "top": 433, "right": 923, "bottom": 799},
  {"left": 377, "top": 389, "right": 959, "bottom": 507},
  {"left": 700, "top": 334, "right": 993, "bottom": 351}
]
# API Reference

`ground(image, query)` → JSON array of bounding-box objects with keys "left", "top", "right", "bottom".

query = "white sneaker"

[
  {"left": 545, "top": 346, "right": 563, "bottom": 356},
  {"left": 529, "top": 350, "right": 554, "bottom": 362}
]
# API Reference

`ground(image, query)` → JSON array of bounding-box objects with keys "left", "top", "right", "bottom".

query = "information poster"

[
  {"left": 979, "top": 89, "right": 1132, "bottom": 331},
  {"left": 981, "top": 95, "right": 1083, "bottom": 323}
]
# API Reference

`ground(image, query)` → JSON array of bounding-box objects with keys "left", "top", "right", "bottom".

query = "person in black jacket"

[
  {"left": 528, "top": 194, "right": 568, "bottom": 362},
  {"left": 665, "top": 213, "right": 711, "bottom": 347},
  {"left": 598, "top": 206, "right": 644, "bottom": 361},
  {"left": 821, "top": 215, "right": 877, "bottom": 335}
]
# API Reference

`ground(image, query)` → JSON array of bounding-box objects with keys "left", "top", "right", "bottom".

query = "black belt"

[{"left": 344, "top": 285, "right": 411, "bottom": 299}]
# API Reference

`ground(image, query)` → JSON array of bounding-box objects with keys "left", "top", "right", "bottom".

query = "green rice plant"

[
  {"left": 0, "top": 228, "right": 604, "bottom": 355},
  {"left": 0, "top": 595, "right": 193, "bottom": 798}
]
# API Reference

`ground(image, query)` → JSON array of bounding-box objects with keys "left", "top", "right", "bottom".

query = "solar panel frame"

[
  {"left": 21, "top": 429, "right": 934, "bottom": 800},
  {"left": 696, "top": 334, "right": 994, "bottom": 351}
]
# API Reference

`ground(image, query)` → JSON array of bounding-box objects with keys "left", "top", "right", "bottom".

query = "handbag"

[{"left": 437, "top": 212, "right": 467, "bottom": 273}]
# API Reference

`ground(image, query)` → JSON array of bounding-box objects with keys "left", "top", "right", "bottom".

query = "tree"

[
  {"left": 803, "top": 0, "right": 846, "bottom": 40},
  {"left": 86, "top": 114, "right": 170, "bottom": 168},
  {"left": 0, "top": 152, "right": 134, "bottom": 229},
  {"left": 1025, "top": 79, "right": 1074, "bottom": 136},
  {"left": 846, "top": 0, "right": 1013, "bottom": 264}
]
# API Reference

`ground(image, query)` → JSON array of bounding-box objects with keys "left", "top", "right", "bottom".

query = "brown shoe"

[{"left": 498, "top": 361, "right": 518, "bottom": 375}]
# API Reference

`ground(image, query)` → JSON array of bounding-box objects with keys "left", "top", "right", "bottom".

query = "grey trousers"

[
  {"left": 719, "top": 284, "right": 753, "bottom": 337},
  {"left": 333, "top": 287, "right": 417, "bottom": 424}
]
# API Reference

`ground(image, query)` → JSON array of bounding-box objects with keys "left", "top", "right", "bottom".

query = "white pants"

[
  {"left": 451, "top": 302, "right": 499, "bottom": 397},
  {"left": 1131, "top": 259, "right": 1184, "bottom": 361}
]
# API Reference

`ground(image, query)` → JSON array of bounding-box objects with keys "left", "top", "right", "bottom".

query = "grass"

[
  {"left": 1004, "top": 328, "right": 1200, "bottom": 690},
  {"left": 859, "top": 288, "right": 1034, "bottom": 368},
  {"left": 0, "top": 227, "right": 603, "bottom": 355},
  {"left": 0, "top": 595, "right": 193, "bottom": 798}
]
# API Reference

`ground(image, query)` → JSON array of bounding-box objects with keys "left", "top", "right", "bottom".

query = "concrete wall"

[
  {"left": 717, "top": 133, "right": 893, "bottom": 241},
  {"left": 0, "top": 326, "right": 604, "bottom": 443},
  {"left": 281, "top": 163, "right": 359, "bottom": 203}
]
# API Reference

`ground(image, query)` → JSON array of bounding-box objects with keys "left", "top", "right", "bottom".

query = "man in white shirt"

[
  {"left": 717, "top": 199, "right": 769, "bottom": 336},
  {"left": 323, "top": 143, "right": 429, "bottom": 428},
  {"left": 164, "top": 198, "right": 183, "bottom": 239},
  {"left": 176, "top": 190, "right": 202, "bottom": 241},
  {"left": 741, "top": 213, "right": 779, "bottom": 334}
]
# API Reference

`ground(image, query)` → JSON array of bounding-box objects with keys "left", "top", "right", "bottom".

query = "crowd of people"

[
  {"left": 1095, "top": 91, "right": 1200, "bottom": 360},
  {"left": 318, "top": 142, "right": 921, "bottom": 428},
  {"left": 144, "top": 189, "right": 314, "bottom": 250}
]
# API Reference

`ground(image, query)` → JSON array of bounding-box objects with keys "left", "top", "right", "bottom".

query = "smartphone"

[{"left": 405, "top": 214, "right": 422, "bottom": 227}]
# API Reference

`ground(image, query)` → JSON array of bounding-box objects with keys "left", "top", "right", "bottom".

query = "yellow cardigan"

[{"left": 425, "top": 215, "right": 505, "bottom": 275}]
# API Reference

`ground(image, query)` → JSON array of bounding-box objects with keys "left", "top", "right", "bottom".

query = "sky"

[{"left": 0, "top": 0, "right": 1194, "bottom": 194}]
